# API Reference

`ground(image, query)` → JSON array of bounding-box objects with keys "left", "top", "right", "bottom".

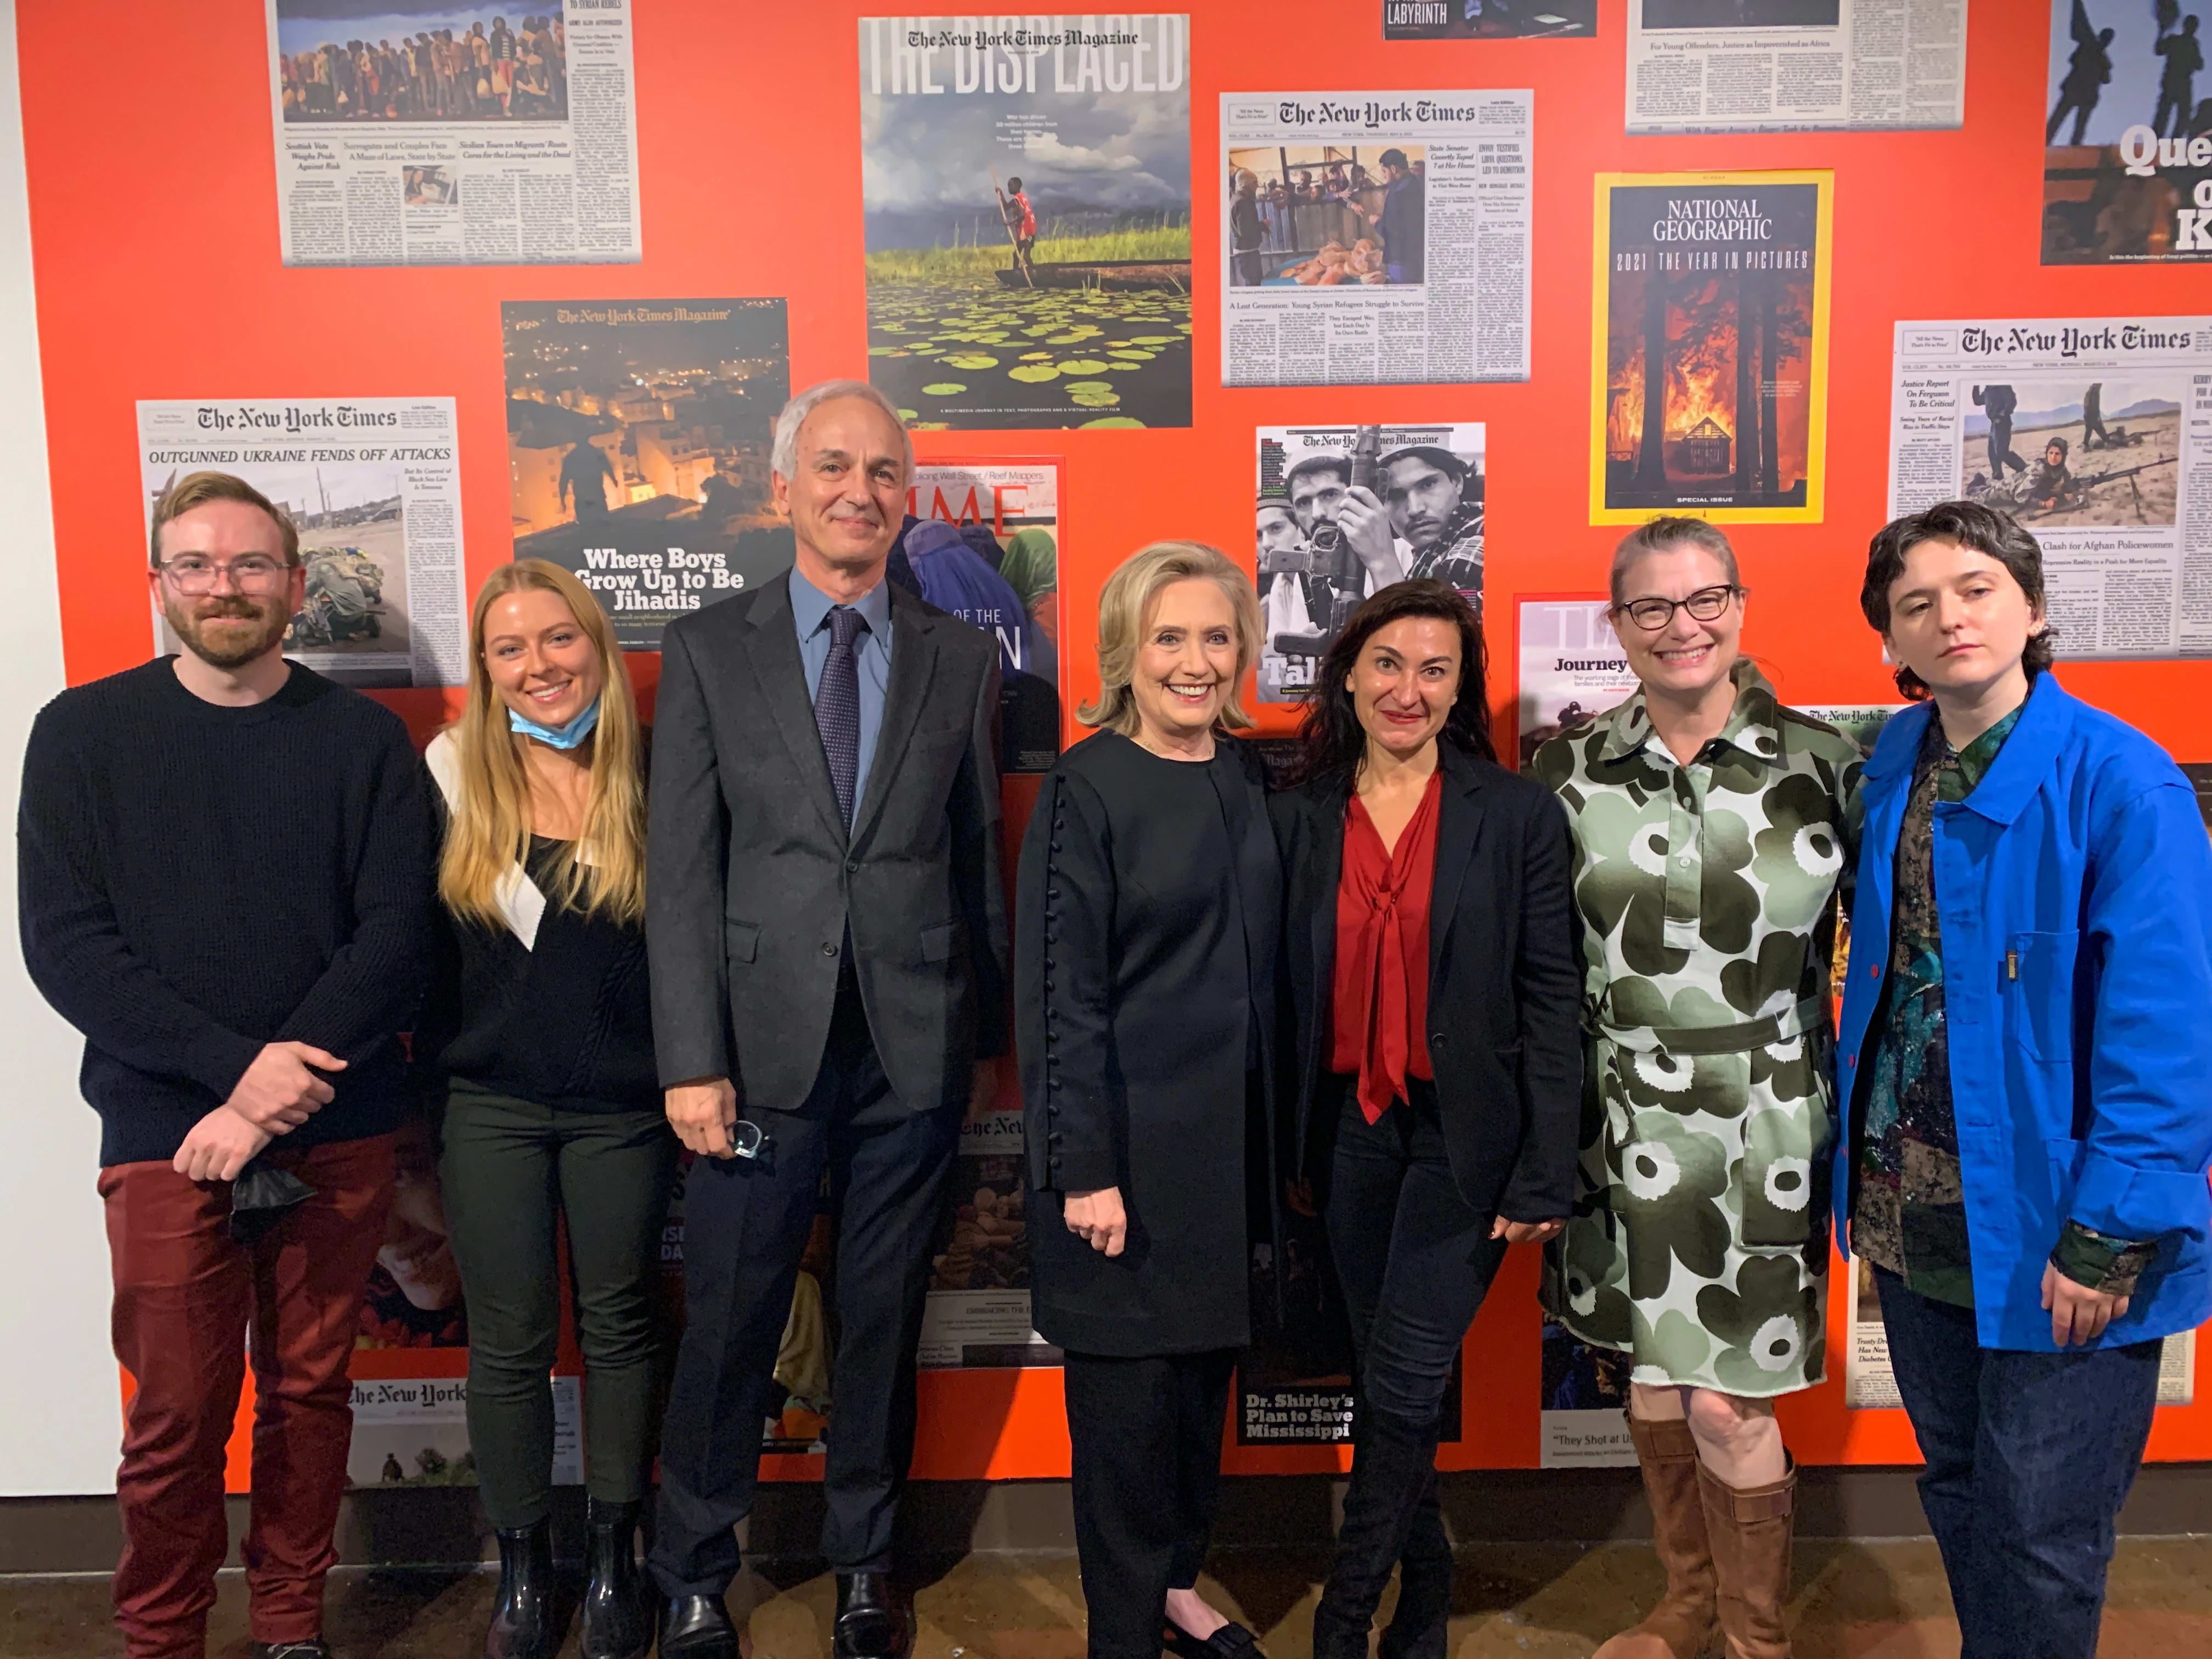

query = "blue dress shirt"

[{"left": 790, "top": 563, "right": 894, "bottom": 817}]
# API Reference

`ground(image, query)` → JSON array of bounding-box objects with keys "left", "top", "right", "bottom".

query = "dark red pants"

[{"left": 100, "top": 1134, "right": 394, "bottom": 1659}]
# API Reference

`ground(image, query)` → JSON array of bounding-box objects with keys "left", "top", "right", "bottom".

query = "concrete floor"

[{"left": 3, "top": 1538, "right": 2208, "bottom": 1657}]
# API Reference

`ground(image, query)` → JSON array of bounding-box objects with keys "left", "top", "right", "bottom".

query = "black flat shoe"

[
  {"left": 659, "top": 1593, "right": 740, "bottom": 1659},
  {"left": 833, "top": 1570, "right": 913, "bottom": 1659},
  {"left": 1164, "top": 1620, "right": 1262, "bottom": 1659}
]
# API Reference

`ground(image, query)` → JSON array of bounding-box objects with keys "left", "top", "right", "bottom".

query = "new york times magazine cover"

[
  {"left": 503, "top": 298, "right": 792, "bottom": 650},
  {"left": 1591, "top": 171, "right": 1831, "bottom": 524},
  {"left": 2045, "top": 0, "right": 2212, "bottom": 263},
  {"left": 860, "top": 16, "right": 1193, "bottom": 429}
]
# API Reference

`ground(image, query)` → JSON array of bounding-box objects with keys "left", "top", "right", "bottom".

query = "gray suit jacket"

[{"left": 647, "top": 575, "right": 1008, "bottom": 1113}]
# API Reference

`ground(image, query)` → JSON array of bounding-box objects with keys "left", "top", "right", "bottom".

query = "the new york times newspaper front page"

[
  {"left": 1222, "top": 92, "right": 1531, "bottom": 387},
  {"left": 1626, "top": 0, "right": 1965, "bottom": 136},
  {"left": 266, "top": 1, "right": 641, "bottom": 267},
  {"left": 1888, "top": 316, "right": 2212, "bottom": 660}
]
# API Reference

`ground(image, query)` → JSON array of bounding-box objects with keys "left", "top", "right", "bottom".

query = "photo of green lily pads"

[{"left": 859, "top": 15, "right": 1192, "bottom": 429}]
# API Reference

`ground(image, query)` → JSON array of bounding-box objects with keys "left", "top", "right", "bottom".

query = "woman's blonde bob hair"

[
  {"left": 1076, "top": 540, "right": 1261, "bottom": 736},
  {"left": 439, "top": 559, "right": 647, "bottom": 927}
]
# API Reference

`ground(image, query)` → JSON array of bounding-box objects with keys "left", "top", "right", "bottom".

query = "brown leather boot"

[
  {"left": 1593, "top": 1415, "right": 1716, "bottom": 1659},
  {"left": 1695, "top": 1458, "right": 1796, "bottom": 1659}
]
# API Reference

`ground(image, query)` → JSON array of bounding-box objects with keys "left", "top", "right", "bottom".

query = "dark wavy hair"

[
  {"left": 1860, "top": 499, "right": 2055, "bottom": 701},
  {"left": 1285, "top": 579, "right": 1494, "bottom": 787}
]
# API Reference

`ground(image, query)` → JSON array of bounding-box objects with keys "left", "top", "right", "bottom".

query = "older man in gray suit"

[{"left": 647, "top": 380, "right": 1006, "bottom": 1659}]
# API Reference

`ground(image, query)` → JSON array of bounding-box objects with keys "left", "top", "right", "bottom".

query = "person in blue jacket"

[{"left": 1837, "top": 498, "right": 2212, "bottom": 1659}]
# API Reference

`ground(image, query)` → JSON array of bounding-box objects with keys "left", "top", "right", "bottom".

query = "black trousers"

[
  {"left": 1063, "top": 1348, "right": 1237, "bottom": 1659},
  {"left": 1325, "top": 1085, "right": 1508, "bottom": 1424},
  {"left": 649, "top": 977, "right": 962, "bottom": 1594},
  {"left": 438, "top": 1085, "right": 677, "bottom": 1530}
]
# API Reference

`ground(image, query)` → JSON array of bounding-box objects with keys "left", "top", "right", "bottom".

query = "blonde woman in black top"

[{"left": 419, "top": 559, "right": 669, "bottom": 1659}]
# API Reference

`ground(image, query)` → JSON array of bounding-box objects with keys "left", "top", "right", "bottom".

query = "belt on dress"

[{"left": 1589, "top": 995, "right": 1829, "bottom": 1057}]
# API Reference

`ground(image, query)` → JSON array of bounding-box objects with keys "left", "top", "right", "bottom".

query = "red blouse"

[{"left": 1329, "top": 771, "right": 1443, "bottom": 1123}]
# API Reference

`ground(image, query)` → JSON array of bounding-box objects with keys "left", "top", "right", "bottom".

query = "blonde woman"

[
  {"left": 1016, "top": 543, "right": 1282, "bottom": 1659},
  {"left": 419, "top": 560, "right": 669, "bottom": 1659}
]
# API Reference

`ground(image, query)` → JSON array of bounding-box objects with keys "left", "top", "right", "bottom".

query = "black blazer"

[
  {"left": 646, "top": 574, "right": 1007, "bottom": 1114},
  {"left": 1272, "top": 741, "right": 1582, "bottom": 1221}
]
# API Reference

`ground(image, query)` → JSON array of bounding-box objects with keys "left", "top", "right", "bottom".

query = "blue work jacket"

[{"left": 1831, "top": 674, "right": 2212, "bottom": 1350}]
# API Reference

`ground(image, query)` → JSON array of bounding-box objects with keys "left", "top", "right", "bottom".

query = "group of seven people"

[{"left": 19, "top": 378, "right": 2211, "bottom": 1659}]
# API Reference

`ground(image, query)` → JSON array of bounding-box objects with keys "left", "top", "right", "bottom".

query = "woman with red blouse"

[{"left": 1273, "top": 581, "right": 1583, "bottom": 1659}]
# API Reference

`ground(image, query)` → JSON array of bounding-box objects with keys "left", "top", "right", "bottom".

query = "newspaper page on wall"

[
  {"left": 1592, "top": 172, "right": 1832, "bottom": 526},
  {"left": 139, "top": 397, "right": 467, "bottom": 689},
  {"left": 1626, "top": 0, "right": 1965, "bottom": 136},
  {"left": 1222, "top": 93, "right": 1531, "bottom": 387},
  {"left": 860, "top": 16, "right": 1193, "bottom": 430},
  {"left": 1254, "top": 422, "right": 1485, "bottom": 702},
  {"left": 504, "top": 298, "right": 792, "bottom": 651},
  {"left": 266, "top": 2, "right": 641, "bottom": 268},
  {"left": 1516, "top": 602, "right": 1640, "bottom": 1468},
  {"left": 2043, "top": 0, "right": 2212, "bottom": 265},
  {"left": 920, "top": 1108, "right": 1059, "bottom": 1368},
  {"left": 1887, "top": 316, "right": 2211, "bottom": 659},
  {"left": 1848, "top": 1257, "right": 2197, "bottom": 1408},
  {"left": 1383, "top": 2, "right": 1594, "bottom": 40}
]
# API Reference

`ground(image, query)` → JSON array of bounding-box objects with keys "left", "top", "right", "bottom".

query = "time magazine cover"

[{"left": 1590, "top": 171, "right": 1832, "bottom": 525}]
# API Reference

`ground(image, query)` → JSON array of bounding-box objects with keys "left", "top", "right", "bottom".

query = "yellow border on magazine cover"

[{"left": 1588, "top": 170, "right": 1832, "bottom": 526}]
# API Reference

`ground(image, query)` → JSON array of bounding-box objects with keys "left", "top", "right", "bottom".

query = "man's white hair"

[{"left": 770, "top": 379, "right": 915, "bottom": 481}]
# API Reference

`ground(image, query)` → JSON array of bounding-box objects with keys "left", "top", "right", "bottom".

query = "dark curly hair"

[
  {"left": 1285, "top": 579, "right": 1494, "bottom": 787},
  {"left": 1860, "top": 499, "right": 2055, "bottom": 701}
]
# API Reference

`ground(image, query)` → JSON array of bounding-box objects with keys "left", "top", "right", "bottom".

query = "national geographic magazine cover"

[
  {"left": 1590, "top": 171, "right": 1832, "bottom": 524},
  {"left": 860, "top": 16, "right": 1193, "bottom": 429}
]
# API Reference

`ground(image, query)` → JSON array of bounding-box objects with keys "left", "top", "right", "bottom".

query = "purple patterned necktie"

[{"left": 816, "top": 605, "right": 866, "bottom": 827}]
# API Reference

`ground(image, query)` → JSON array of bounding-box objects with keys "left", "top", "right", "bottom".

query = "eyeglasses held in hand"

[
  {"left": 1612, "top": 584, "right": 1743, "bottom": 632},
  {"left": 158, "top": 556, "right": 294, "bottom": 596}
]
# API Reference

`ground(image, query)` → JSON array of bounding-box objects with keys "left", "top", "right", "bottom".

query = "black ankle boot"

[
  {"left": 1311, "top": 1407, "right": 1442, "bottom": 1659},
  {"left": 580, "top": 1498, "right": 652, "bottom": 1659},
  {"left": 1376, "top": 1471, "right": 1452, "bottom": 1659},
  {"left": 486, "top": 1520, "right": 555, "bottom": 1659}
]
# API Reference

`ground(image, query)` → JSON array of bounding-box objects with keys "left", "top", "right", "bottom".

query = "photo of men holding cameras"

[{"left": 1253, "top": 422, "right": 1486, "bottom": 698}]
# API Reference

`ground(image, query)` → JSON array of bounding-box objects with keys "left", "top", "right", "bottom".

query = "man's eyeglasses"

[
  {"left": 157, "top": 556, "right": 295, "bottom": 596},
  {"left": 1612, "top": 584, "right": 1743, "bottom": 632}
]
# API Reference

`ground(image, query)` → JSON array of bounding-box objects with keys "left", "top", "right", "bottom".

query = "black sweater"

[
  {"left": 18, "top": 658, "right": 437, "bottom": 1166},
  {"left": 416, "top": 834, "right": 657, "bottom": 1114}
]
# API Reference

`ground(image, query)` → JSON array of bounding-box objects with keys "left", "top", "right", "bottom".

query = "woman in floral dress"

[{"left": 1534, "top": 519, "right": 1863, "bottom": 1659}]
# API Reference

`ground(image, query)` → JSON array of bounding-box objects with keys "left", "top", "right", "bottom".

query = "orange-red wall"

[{"left": 20, "top": 0, "right": 2209, "bottom": 1474}]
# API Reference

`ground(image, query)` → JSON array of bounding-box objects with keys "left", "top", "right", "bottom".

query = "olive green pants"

[{"left": 438, "top": 1084, "right": 678, "bottom": 1529}]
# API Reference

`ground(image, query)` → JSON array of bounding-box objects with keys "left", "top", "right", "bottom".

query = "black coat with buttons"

[
  {"left": 1273, "top": 739, "right": 1584, "bottom": 1223},
  {"left": 1015, "top": 729, "right": 1281, "bottom": 1357}
]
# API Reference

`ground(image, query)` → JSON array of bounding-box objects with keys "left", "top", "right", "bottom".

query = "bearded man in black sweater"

[{"left": 17, "top": 471, "right": 435, "bottom": 1659}]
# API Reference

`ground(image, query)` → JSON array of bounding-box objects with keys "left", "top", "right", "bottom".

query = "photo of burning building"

[{"left": 1592, "top": 172, "right": 1831, "bottom": 524}]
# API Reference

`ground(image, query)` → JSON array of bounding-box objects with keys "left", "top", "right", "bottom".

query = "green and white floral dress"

[{"left": 1533, "top": 664, "right": 1863, "bottom": 1397}]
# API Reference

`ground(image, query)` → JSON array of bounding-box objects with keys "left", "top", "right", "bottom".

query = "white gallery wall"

[{"left": 0, "top": 0, "right": 126, "bottom": 1496}]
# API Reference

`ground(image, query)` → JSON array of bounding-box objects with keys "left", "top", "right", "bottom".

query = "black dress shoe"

[
  {"left": 1164, "top": 1620, "right": 1262, "bottom": 1659},
  {"left": 659, "top": 1593, "right": 740, "bottom": 1659},
  {"left": 833, "top": 1570, "right": 912, "bottom": 1659}
]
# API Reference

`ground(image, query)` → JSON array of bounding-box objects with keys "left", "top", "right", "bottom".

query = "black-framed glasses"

[
  {"left": 1612, "top": 584, "right": 1743, "bottom": 632},
  {"left": 158, "top": 555, "right": 295, "bottom": 596}
]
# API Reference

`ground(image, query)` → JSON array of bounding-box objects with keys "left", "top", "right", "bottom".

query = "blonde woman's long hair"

[
  {"left": 1077, "top": 540, "right": 1261, "bottom": 736},
  {"left": 439, "top": 560, "right": 647, "bottom": 927}
]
